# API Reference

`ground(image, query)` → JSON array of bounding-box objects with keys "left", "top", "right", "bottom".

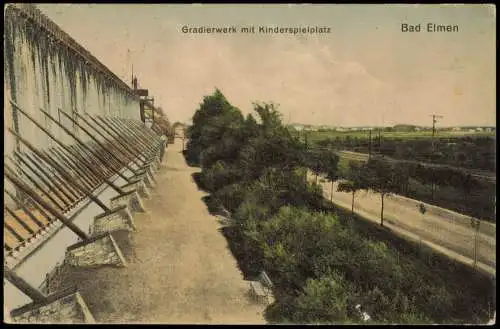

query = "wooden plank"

[
  {"left": 3, "top": 207, "right": 53, "bottom": 254},
  {"left": 11, "top": 211, "right": 43, "bottom": 232},
  {"left": 22, "top": 209, "right": 51, "bottom": 226},
  {"left": 4, "top": 230, "right": 21, "bottom": 248},
  {"left": 4, "top": 216, "right": 32, "bottom": 239}
]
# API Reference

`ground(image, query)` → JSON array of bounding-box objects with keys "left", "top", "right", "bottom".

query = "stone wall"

[
  {"left": 11, "top": 289, "right": 95, "bottom": 324},
  {"left": 110, "top": 190, "right": 146, "bottom": 213},
  {"left": 122, "top": 179, "right": 150, "bottom": 198},
  {"left": 65, "top": 233, "right": 127, "bottom": 268},
  {"left": 92, "top": 205, "right": 136, "bottom": 235}
]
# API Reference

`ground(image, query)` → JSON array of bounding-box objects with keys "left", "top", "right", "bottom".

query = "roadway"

[{"left": 310, "top": 173, "right": 496, "bottom": 277}]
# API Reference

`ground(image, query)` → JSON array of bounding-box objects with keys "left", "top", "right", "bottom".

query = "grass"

[
  {"left": 336, "top": 157, "right": 365, "bottom": 177},
  {"left": 298, "top": 130, "right": 495, "bottom": 143},
  {"left": 405, "top": 178, "right": 496, "bottom": 222}
]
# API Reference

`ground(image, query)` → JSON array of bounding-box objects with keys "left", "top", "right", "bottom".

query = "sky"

[{"left": 37, "top": 4, "right": 496, "bottom": 127}]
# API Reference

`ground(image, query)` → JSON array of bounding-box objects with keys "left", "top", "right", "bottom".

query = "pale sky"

[{"left": 37, "top": 4, "right": 496, "bottom": 127}]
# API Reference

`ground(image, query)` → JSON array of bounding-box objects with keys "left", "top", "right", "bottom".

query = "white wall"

[
  {"left": 4, "top": 6, "right": 140, "bottom": 156},
  {"left": 3, "top": 6, "right": 148, "bottom": 316}
]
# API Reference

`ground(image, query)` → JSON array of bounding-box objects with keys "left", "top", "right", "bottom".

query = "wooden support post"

[
  {"left": 9, "top": 101, "right": 126, "bottom": 196},
  {"left": 75, "top": 111, "right": 146, "bottom": 167},
  {"left": 58, "top": 109, "right": 140, "bottom": 175},
  {"left": 39, "top": 108, "right": 132, "bottom": 183},
  {"left": 7, "top": 129, "right": 113, "bottom": 213},
  {"left": 4, "top": 167, "right": 90, "bottom": 241},
  {"left": 4, "top": 267, "right": 46, "bottom": 303}
]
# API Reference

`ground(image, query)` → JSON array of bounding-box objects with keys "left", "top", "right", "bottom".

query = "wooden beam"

[{"left": 4, "top": 267, "right": 46, "bottom": 303}]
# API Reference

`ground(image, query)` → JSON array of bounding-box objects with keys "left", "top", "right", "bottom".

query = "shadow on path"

[{"left": 218, "top": 226, "right": 262, "bottom": 281}]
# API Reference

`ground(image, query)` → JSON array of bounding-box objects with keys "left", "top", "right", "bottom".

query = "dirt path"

[{"left": 67, "top": 140, "right": 267, "bottom": 324}]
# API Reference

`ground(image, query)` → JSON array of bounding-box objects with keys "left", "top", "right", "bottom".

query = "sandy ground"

[
  {"left": 56, "top": 139, "right": 267, "bottom": 324},
  {"left": 312, "top": 173, "right": 496, "bottom": 276}
]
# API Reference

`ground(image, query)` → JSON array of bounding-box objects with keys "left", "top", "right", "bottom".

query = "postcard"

[{"left": 3, "top": 3, "right": 496, "bottom": 325}]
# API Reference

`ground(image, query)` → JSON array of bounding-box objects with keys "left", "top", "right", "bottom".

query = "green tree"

[
  {"left": 364, "top": 158, "right": 400, "bottom": 227},
  {"left": 337, "top": 161, "right": 368, "bottom": 214},
  {"left": 186, "top": 88, "right": 243, "bottom": 165},
  {"left": 306, "top": 150, "right": 323, "bottom": 184},
  {"left": 321, "top": 150, "right": 340, "bottom": 201}
]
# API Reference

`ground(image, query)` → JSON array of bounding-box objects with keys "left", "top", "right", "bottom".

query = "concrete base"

[
  {"left": 109, "top": 190, "right": 146, "bottom": 213},
  {"left": 141, "top": 158, "right": 158, "bottom": 172},
  {"left": 145, "top": 152, "right": 160, "bottom": 169},
  {"left": 146, "top": 162, "right": 157, "bottom": 175},
  {"left": 91, "top": 205, "right": 136, "bottom": 236},
  {"left": 153, "top": 154, "right": 161, "bottom": 168},
  {"left": 133, "top": 171, "right": 156, "bottom": 189},
  {"left": 148, "top": 172, "right": 157, "bottom": 188},
  {"left": 122, "top": 179, "right": 150, "bottom": 198},
  {"left": 65, "top": 233, "right": 127, "bottom": 268},
  {"left": 148, "top": 155, "right": 161, "bottom": 171},
  {"left": 140, "top": 163, "right": 156, "bottom": 179},
  {"left": 10, "top": 287, "right": 96, "bottom": 324}
]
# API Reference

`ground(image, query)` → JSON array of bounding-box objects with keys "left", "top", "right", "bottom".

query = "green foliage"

[
  {"left": 321, "top": 150, "right": 340, "bottom": 181},
  {"left": 213, "top": 182, "right": 247, "bottom": 213},
  {"left": 364, "top": 158, "right": 400, "bottom": 195},
  {"left": 186, "top": 89, "right": 244, "bottom": 165},
  {"left": 292, "top": 273, "right": 361, "bottom": 324},
  {"left": 337, "top": 161, "right": 369, "bottom": 193},
  {"left": 313, "top": 135, "right": 495, "bottom": 220},
  {"left": 258, "top": 207, "right": 339, "bottom": 285},
  {"left": 313, "top": 134, "right": 495, "bottom": 172},
  {"left": 201, "top": 160, "right": 243, "bottom": 193}
]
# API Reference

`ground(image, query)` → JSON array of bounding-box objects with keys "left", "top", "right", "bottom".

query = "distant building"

[
  {"left": 290, "top": 124, "right": 304, "bottom": 131},
  {"left": 476, "top": 127, "right": 484, "bottom": 132},
  {"left": 304, "top": 125, "right": 318, "bottom": 131},
  {"left": 451, "top": 127, "right": 461, "bottom": 132}
]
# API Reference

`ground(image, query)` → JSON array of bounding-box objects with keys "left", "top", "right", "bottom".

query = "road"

[
  {"left": 50, "top": 139, "right": 266, "bottom": 324},
  {"left": 335, "top": 150, "right": 496, "bottom": 183},
  {"left": 312, "top": 174, "right": 496, "bottom": 277}
]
